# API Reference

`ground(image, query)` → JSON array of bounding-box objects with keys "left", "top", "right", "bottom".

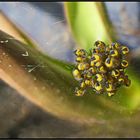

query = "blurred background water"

[
  {"left": 0, "top": 2, "right": 75, "bottom": 62},
  {"left": 0, "top": 2, "right": 140, "bottom": 138},
  {"left": 0, "top": 2, "right": 139, "bottom": 62},
  {"left": 105, "top": 2, "right": 140, "bottom": 49}
]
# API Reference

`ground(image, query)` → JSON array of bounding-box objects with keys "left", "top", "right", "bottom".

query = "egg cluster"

[{"left": 72, "top": 41, "right": 131, "bottom": 96}]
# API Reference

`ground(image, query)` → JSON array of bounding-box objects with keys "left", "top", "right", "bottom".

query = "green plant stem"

[
  {"left": 0, "top": 30, "right": 128, "bottom": 122},
  {"left": 64, "top": 2, "right": 116, "bottom": 51},
  {"left": 0, "top": 30, "right": 140, "bottom": 124}
]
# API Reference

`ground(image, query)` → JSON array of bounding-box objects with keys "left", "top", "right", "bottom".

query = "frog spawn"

[{"left": 72, "top": 41, "right": 131, "bottom": 96}]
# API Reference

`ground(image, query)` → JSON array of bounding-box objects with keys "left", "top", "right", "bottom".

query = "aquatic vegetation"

[{"left": 0, "top": 3, "right": 140, "bottom": 136}]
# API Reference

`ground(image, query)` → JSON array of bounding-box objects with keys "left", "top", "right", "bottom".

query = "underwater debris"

[
  {"left": 22, "top": 51, "right": 29, "bottom": 57},
  {"left": 73, "top": 41, "right": 131, "bottom": 96}
]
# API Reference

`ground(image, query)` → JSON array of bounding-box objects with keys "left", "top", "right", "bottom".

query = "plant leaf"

[
  {"left": 0, "top": 30, "right": 131, "bottom": 122},
  {"left": 0, "top": 30, "right": 140, "bottom": 124},
  {"left": 64, "top": 2, "right": 116, "bottom": 51}
]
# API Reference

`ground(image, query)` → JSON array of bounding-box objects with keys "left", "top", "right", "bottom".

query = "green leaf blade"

[{"left": 65, "top": 2, "right": 114, "bottom": 51}]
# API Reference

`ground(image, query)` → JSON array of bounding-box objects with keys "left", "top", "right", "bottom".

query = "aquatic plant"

[{"left": 0, "top": 2, "right": 140, "bottom": 136}]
